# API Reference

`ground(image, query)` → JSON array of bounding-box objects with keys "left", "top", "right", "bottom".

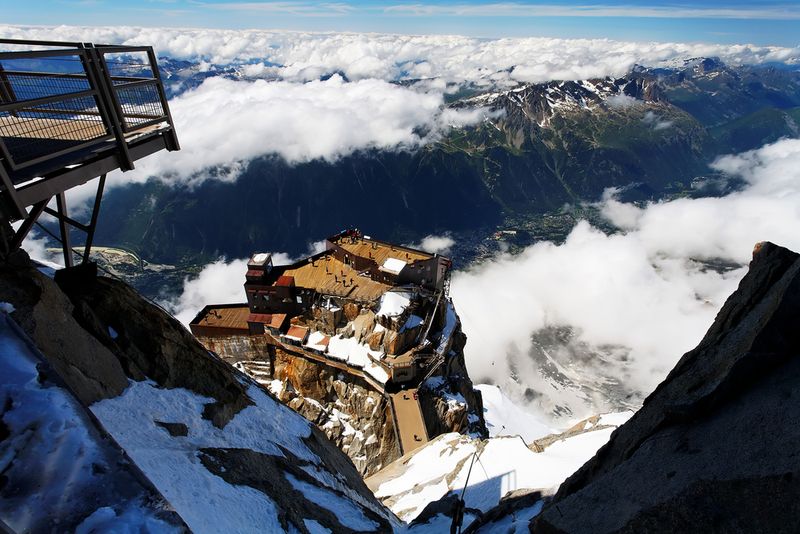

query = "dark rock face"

[
  {"left": 530, "top": 242, "right": 800, "bottom": 533},
  {"left": 199, "top": 445, "right": 391, "bottom": 533},
  {"left": 0, "top": 254, "right": 129, "bottom": 405},
  {"left": 55, "top": 269, "right": 253, "bottom": 428},
  {"left": 0, "top": 315, "right": 187, "bottom": 532}
]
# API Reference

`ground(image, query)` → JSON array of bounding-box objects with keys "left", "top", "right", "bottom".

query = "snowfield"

[
  {"left": 477, "top": 383, "right": 556, "bottom": 442},
  {"left": 369, "top": 408, "right": 632, "bottom": 530}
]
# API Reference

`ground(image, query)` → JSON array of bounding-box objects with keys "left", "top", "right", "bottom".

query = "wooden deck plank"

[
  {"left": 332, "top": 236, "right": 433, "bottom": 267},
  {"left": 195, "top": 306, "right": 251, "bottom": 330},
  {"left": 1, "top": 116, "right": 108, "bottom": 141},
  {"left": 1, "top": 116, "right": 165, "bottom": 142},
  {"left": 282, "top": 255, "right": 390, "bottom": 302}
]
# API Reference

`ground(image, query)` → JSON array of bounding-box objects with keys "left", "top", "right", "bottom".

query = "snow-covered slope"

[
  {"left": 0, "top": 314, "right": 185, "bottom": 532},
  {"left": 460, "top": 75, "right": 660, "bottom": 128},
  {"left": 91, "top": 378, "right": 393, "bottom": 533},
  {"left": 477, "top": 384, "right": 555, "bottom": 442},
  {"left": 366, "top": 408, "right": 632, "bottom": 531}
]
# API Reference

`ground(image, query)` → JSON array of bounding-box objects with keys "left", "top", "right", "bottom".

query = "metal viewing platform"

[{"left": 0, "top": 38, "right": 179, "bottom": 266}]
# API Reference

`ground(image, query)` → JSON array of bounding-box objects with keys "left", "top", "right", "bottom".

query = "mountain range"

[{"left": 91, "top": 58, "right": 799, "bottom": 274}]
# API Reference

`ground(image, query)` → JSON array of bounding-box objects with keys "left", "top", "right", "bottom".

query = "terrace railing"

[{"left": 0, "top": 38, "right": 179, "bottom": 266}]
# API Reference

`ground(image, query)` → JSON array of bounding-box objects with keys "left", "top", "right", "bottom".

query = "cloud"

[
  {"left": 606, "top": 94, "right": 640, "bottom": 109},
  {"left": 161, "top": 138, "right": 800, "bottom": 423},
  {"left": 166, "top": 258, "right": 250, "bottom": 326},
  {"left": 451, "top": 138, "right": 800, "bottom": 422},
  {"left": 126, "top": 74, "right": 490, "bottom": 184},
  {"left": 3, "top": 25, "right": 797, "bottom": 191},
  {"left": 18, "top": 229, "right": 64, "bottom": 270},
  {"left": 407, "top": 234, "right": 456, "bottom": 255},
  {"left": 642, "top": 110, "right": 673, "bottom": 130},
  {"left": 2, "top": 25, "right": 797, "bottom": 85}
]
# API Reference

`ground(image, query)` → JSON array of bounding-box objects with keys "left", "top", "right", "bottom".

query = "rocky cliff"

[
  {"left": 222, "top": 309, "right": 487, "bottom": 477},
  {"left": 522, "top": 241, "right": 800, "bottom": 532},
  {"left": 0, "top": 248, "right": 396, "bottom": 533},
  {"left": 267, "top": 347, "right": 403, "bottom": 476}
]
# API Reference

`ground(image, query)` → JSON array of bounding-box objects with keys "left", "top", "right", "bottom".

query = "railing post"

[
  {"left": 146, "top": 47, "right": 180, "bottom": 151},
  {"left": 0, "top": 63, "right": 18, "bottom": 115},
  {"left": 80, "top": 44, "right": 134, "bottom": 171}
]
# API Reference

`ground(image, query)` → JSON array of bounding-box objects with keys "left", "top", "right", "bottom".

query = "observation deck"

[{"left": 0, "top": 38, "right": 179, "bottom": 266}]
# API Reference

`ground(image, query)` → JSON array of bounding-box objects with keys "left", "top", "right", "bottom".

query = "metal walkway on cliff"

[
  {"left": 389, "top": 389, "right": 429, "bottom": 455},
  {"left": 0, "top": 38, "right": 179, "bottom": 267}
]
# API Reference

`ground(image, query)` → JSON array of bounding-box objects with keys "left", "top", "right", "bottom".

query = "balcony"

[{"left": 0, "top": 38, "right": 179, "bottom": 266}]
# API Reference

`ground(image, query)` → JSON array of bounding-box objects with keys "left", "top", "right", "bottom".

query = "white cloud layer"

[
  {"left": 451, "top": 138, "right": 800, "bottom": 422},
  {"left": 4, "top": 24, "right": 797, "bottom": 190},
  {"left": 2, "top": 25, "right": 797, "bottom": 85},
  {"left": 132, "top": 75, "right": 489, "bottom": 184}
]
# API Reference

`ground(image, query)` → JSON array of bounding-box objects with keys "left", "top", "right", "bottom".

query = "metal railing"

[{"left": 0, "top": 39, "right": 176, "bottom": 175}]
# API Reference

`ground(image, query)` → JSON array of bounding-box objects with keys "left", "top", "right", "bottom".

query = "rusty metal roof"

[
  {"left": 285, "top": 325, "right": 309, "bottom": 342},
  {"left": 247, "top": 313, "right": 287, "bottom": 329},
  {"left": 276, "top": 275, "right": 295, "bottom": 287}
]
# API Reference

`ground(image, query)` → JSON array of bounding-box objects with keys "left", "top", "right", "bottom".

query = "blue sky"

[{"left": 4, "top": 1, "right": 800, "bottom": 46}]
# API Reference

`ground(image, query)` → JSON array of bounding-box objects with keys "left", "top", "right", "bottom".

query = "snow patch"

[
  {"left": 376, "top": 291, "right": 412, "bottom": 318},
  {"left": 90, "top": 380, "right": 327, "bottom": 533},
  {"left": 477, "top": 384, "right": 555, "bottom": 443}
]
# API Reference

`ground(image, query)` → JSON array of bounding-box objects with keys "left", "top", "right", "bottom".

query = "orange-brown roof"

[
  {"left": 247, "top": 313, "right": 287, "bottom": 329},
  {"left": 285, "top": 325, "right": 309, "bottom": 341},
  {"left": 276, "top": 275, "right": 295, "bottom": 287},
  {"left": 195, "top": 306, "right": 250, "bottom": 329}
]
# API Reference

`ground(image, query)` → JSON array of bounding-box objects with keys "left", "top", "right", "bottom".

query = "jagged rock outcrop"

[
  {"left": 0, "top": 249, "right": 396, "bottom": 533},
  {"left": 418, "top": 336, "right": 487, "bottom": 439},
  {"left": 264, "top": 341, "right": 486, "bottom": 477},
  {"left": 527, "top": 242, "right": 800, "bottom": 532},
  {"left": 269, "top": 347, "right": 402, "bottom": 476}
]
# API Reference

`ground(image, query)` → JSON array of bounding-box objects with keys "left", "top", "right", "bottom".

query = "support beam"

[
  {"left": 82, "top": 173, "right": 106, "bottom": 263},
  {"left": 42, "top": 207, "right": 90, "bottom": 233},
  {"left": 55, "top": 192, "right": 73, "bottom": 268},
  {"left": 8, "top": 199, "right": 49, "bottom": 253}
]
